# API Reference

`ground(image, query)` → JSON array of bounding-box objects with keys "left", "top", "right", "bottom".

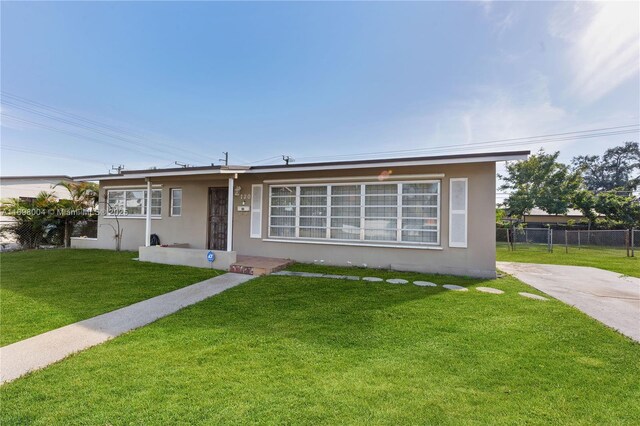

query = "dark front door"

[{"left": 208, "top": 187, "right": 228, "bottom": 250}]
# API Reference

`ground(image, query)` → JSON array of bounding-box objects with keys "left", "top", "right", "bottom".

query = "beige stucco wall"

[{"left": 87, "top": 162, "right": 497, "bottom": 277}]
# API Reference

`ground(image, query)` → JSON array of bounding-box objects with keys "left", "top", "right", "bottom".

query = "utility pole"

[
  {"left": 219, "top": 152, "right": 229, "bottom": 166},
  {"left": 282, "top": 155, "right": 294, "bottom": 165},
  {"left": 110, "top": 165, "right": 124, "bottom": 174}
]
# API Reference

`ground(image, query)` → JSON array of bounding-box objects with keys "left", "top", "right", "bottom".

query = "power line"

[
  {"left": 1, "top": 91, "right": 218, "bottom": 164},
  {"left": 294, "top": 124, "right": 639, "bottom": 162},
  {"left": 1, "top": 113, "right": 178, "bottom": 163},
  {"left": 0, "top": 145, "right": 109, "bottom": 167},
  {"left": 1, "top": 99, "right": 209, "bottom": 165}
]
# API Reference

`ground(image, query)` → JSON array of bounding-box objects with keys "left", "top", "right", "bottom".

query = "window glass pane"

[
  {"left": 270, "top": 227, "right": 295, "bottom": 237},
  {"left": 299, "top": 207, "right": 326, "bottom": 217},
  {"left": 364, "top": 218, "right": 396, "bottom": 229},
  {"left": 270, "top": 196, "right": 296, "bottom": 207},
  {"left": 402, "top": 219, "right": 438, "bottom": 230},
  {"left": 331, "top": 206, "right": 361, "bottom": 217},
  {"left": 365, "top": 184, "right": 397, "bottom": 195},
  {"left": 402, "top": 194, "right": 438, "bottom": 206},
  {"left": 402, "top": 206, "right": 437, "bottom": 218},
  {"left": 365, "top": 195, "right": 397, "bottom": 206},
  {"left": 331, "top": 229, "right": 360, "bottom": 240},
  {"left": 331, "top": 218, "right": 360, "bottom": 227},
  {"left": 331, "top": 185, "right": 360, "bottom": 195},
  {"left": 299, "top": 228, "right": 326, "bottom": 238},
  {"left": 365, "top": 207, "right": 396, "bottom": 218},
  {"left": 331, "top": 196, "right": 360, "bottom": 206},
  {"left": 172, "top": 206, "right": 181, "bottom": 216},
  {"left": 364, "top": 229, "right": 396, "bottom": 241},
  {"left": 270, "top": 217, "right": 295, "bottom": 227},
  {"left": 300, "top": 196, "right": 327, "bottom": 206},
  {"left": 126, "top": 190, "right": 144, "bottom": 215},
  {"left": 271, "top": 206, "right": 296, "bottom": 216},
  {"left": 300, "top": 217, "right": 326, "bottom": 227},
  {"left": 271, "top": 187, "right": 295, "bottom": 196},
  {"left": 300, "top": 186, "right": 327, "bottom": 196},
  {"left": 402, "top": 230, "right": 438, "bottom": 243},
  {"left": 403, "top": 183, "right": 438, "bottom": 194}
]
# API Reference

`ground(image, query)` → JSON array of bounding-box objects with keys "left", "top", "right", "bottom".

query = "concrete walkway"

[
  {"left": 0, "top": 273, "right": 253, "bottom": 384},
  {"left": 497, "top": 262, "right": 640, "bottom": 342}
]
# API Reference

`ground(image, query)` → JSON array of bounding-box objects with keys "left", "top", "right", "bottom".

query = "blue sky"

[{"left": 2, "top": 1, "right": 639, "bottom": 191}]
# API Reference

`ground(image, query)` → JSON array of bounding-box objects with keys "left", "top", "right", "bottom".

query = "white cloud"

[{"left": 549, "top": 1, "right": 640, "bottom": 103}]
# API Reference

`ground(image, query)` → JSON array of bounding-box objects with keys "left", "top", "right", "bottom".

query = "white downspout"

[
  {"left": 227, "top": 176, "right": 234, "bottom": 252},
  {"left": 145, "top": 178, "right": 152, "bottom": 246}
]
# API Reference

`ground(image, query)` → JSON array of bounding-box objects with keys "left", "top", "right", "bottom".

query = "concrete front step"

[{"left": 230, "top": 255, "right": 294, "bottom": 276}]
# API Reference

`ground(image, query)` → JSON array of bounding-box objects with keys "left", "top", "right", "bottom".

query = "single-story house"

[
  {"left": 73, "top": 150, "right": 529, "bottom": 278},
  {"left": 523, "top": 207, "right": 597, "bottom": 225}
]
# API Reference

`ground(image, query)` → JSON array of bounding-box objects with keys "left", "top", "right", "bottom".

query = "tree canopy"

[
  {"left": 499, "top": 150, "right": 582, "bottom": 217},
  {"left": 571, "top": 142, "right": 640, "bottom": 193}
]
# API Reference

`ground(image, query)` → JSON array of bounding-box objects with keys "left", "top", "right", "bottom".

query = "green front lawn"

[
  {"left": 2, "top": 266, "right": 638, "bottom": 424},
  {"left": 0, "top": 249, "right": 222, "bottom": 346},
  {"left": 496, "top": 244, "right": 639, "bottom": 278}
]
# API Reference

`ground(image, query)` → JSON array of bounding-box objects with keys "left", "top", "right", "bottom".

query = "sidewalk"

[{"left": 0, "top": 273, "right": 254, "bottom": 384}]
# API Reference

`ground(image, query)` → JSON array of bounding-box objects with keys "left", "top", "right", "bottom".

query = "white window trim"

[
  {"left": 262, "top": 238, "right": 444, "bottom": 250},
  {"left": 250, "top": 184, "right": 263, "bottom": 238},
  {"left": 105, "top": 188, "right": 162, "bottom": 218},
  {"left": 267, "top": 180, "right": 441, "bottom": 246},
  {"left": 170, "top": 188, "right": 182, "bottom": 217},
  {"left": 449, "top": 177, "right": 468, "bottom": 248}
]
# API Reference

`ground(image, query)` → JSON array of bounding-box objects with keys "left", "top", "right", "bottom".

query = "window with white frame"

[
  {"left": 268, "top": 181, "right": 440, "bottom": 245},
  {"left": 171, "top": 188, "right": 182, "bottom": 216},
  {"left": 106, "top": 189, "right": 162, "bottom": 217}
]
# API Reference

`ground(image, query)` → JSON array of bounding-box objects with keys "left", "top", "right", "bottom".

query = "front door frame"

[{"left": 207, "top": 186, "right": 229, "bottom": 251}]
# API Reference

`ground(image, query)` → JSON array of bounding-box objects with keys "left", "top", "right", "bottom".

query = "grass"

[
  {"left": 0, "top": 249, "right": 222, "bottom": 346},
  {"left": 2, "top": 265, "right": 638, "bottom": 424},
  {"left": 496, "top": 244, "right": 639, "bottom": 278}
]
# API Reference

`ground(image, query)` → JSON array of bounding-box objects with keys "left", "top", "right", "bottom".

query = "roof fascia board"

[{"left": 248, "top": 153, "right": 528, "bottom": 174}]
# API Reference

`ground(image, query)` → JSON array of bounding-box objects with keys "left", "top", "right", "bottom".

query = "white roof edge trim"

[
  {"left": 88, "top": 168, "right": 249, "bottom": 181},
  {"left": 248, "top": 154, "right": 528, "bottom": 174},
  {"left": 83, "top": 153, "right": 527, "bottom": 181}
]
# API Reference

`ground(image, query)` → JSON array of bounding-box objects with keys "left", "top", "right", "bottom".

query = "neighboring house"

[
  {"left": 523, "top": 207, "right": 592, "bottom": 225},
  {"left": 74, "top": 150, "right": 529, "bottom": 278},
  {"left": 0, "top": 175, "right": 75, "bottom": 250},
  {"left": 0, "top": 175, "right": 74, "bottom": 201}
]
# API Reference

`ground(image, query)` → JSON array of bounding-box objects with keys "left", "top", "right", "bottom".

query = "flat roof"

[
  {"left": 74, "top": 150, "right": 530, "bottom": 181},
  {"left": 1, "top": 175, "right": 74, "bottom": 181}
]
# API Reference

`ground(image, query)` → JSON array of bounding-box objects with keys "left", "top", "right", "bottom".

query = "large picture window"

[
  {"left": 268, "top": 181, "right": 440, "bottom": 245},
  {"left": 106, "top": 189, "right": 162, "bottom": 217}
]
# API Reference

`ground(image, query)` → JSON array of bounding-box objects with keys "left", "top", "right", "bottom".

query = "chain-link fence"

[
  {"left": 497, "top": 227, "right": 552, "bottom": 252},
  {"left": 0, "top": 219, "right": 98, "bottom": 252},
  {"left": 497, "top": 227, "right": 637, "bottom": 257}
]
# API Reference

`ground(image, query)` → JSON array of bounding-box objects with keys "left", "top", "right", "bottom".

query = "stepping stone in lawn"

[
  {"left": 519, "top": 292, "right": 549, "bottom": 301},
  {"left": 413, "top": 281, "right": 437, "bottom": 287},
  {"left": 443, "top": 284, "right": 468, "bottom": 291},
  {"left": 362, "top": 277, "right": 383, "bottom": 282},
  {"left": 386, "top": 278, "right": 408, "bottom": 284},
  {"left": 476, "top": 286, "right": 504, "bottom": 294},
  {"left": 323, "top": 274, "right": 360, "bottom": 281},
  {"left": 271, "top": 271, "right": 324, "bottom": 277}
]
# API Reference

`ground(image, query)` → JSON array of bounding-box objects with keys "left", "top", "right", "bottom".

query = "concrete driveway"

[{"left": 497, "top": 262, "right": 640, "bottom": 342}]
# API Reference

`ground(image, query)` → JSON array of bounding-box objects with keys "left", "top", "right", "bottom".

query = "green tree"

[
  {"left": 572, "top": 142, "right": 640, "bottom": 192},
  {"left": 594, "top": 191, "right": 640, "bottom": 228},
  {"left": 54, "top": 181, "right": 99, "bottom": 247},
  {"left": 500, "top": 149, "right": 582, "bottom": 218},
  {"left": 572, "top": 189, "right": 598, "bottom": 230}
]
